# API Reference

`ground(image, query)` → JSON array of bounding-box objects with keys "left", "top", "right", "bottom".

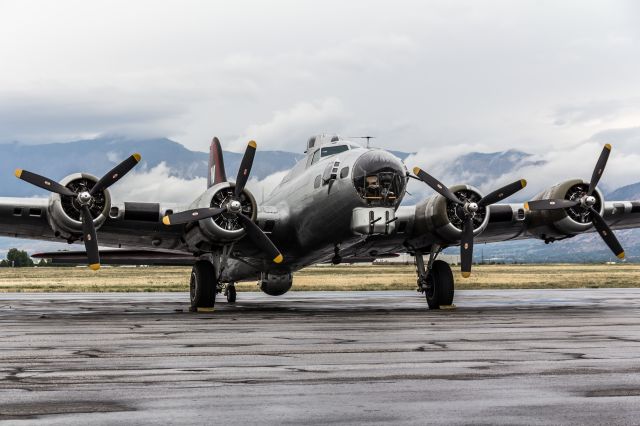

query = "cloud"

[
  {"left": 110, "top": 161, "right": 289, "bottom": 206},
  {"left": 588, "top": 126, "right": 640, "bottom": 153},
  {"left": 228, "top": 98, "right": 349, "bottom": 151},
  {"left": 0, "top": 1, "right": 639, "bottom": 161},
  {"left": 551, "top": 98, "right": 640, "bottom": 128},
  {"left": 403, "top": 133, "right": 640, "bottom": 204},
  {"left": 110, "top": 162, "right": 207, "bottom": 206}
]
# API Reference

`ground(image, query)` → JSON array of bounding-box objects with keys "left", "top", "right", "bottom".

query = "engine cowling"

[
  {"left": 47, "top": 173, "right": 111, "bottom": 240},
  {"left": 414, "top": 184, "right": 491, "bottom": 243},
  {"left": 183, "top": 182, "right": 257, "bottom": 249},
  {"left": 527, "top": 178, "right": 604, "bottom": 239}
]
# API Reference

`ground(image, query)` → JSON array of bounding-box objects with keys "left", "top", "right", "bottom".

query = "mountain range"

[
  {"left": 0, "top": 137, "right": 305, "bottom": 197},
  {"left": 0, "top": 136, "right": 638, "bottom": 262}
]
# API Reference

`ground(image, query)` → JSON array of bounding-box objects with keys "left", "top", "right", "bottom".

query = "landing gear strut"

[
  {"left": 415, "top": 248, "right": 454, "bottom": 309},
  {"left": 190, "top": 260, "right": 217, "bottom": 311}
]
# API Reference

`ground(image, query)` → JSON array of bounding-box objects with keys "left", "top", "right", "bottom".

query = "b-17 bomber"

[{"left": 2, "top": 135, "right": 638, "bottom": 310}]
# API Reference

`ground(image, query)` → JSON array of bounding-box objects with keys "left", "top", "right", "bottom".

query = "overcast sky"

[{"left": 0, "top": 0, "right": 638, "bottom": 152}]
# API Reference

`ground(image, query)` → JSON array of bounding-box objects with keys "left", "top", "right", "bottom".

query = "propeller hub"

[
  {"left": 227, "top": 199, "right": 242, "bottom": 213},
  {"left": 77, "top": 191, "right": 92, "bottom": 206},
  {"left": 583, "top": 195, "right": 597, "bottom": 207},
  {"left": 466, "top": 202, "right": 479, "bottom": 214}
]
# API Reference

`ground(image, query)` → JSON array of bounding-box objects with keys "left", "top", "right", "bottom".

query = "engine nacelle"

[
  {"left": 47, "top": 173, "right": 111, "bottom": 240},
  {"left": 183, "top": 182, "right": 257, "bottom": 249},
  {"left": 413, "top": 184, "right": 491, "bottom": 243},
  {"left": 260, "top": 272, "right": 293, "bottom": 296},
  {"left": 527, "top": 178, "right": 604, "bottom": 239}
]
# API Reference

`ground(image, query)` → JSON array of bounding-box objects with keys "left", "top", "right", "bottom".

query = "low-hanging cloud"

[
  {"left": 110, "top": 162, "right": 207, "bottom": 206},
  {"left": 110, "top": 162, "right": 290, "bottom": 206},
  {"left": 403, "top": 133, "right": 640, "bottom": 203},
  {"left": 228, "top": 98, "right": 349, "bottom": 151}
]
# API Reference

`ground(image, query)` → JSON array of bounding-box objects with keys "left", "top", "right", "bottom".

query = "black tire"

[
  {"left": 190, "top": 260, "right": 216, "bottom": 309},
  {"left": 425, "top": 260, "right": 454, "bottom": 309},
  {"left": 226, "top": 284, "right": 236, "bottom": 303}
]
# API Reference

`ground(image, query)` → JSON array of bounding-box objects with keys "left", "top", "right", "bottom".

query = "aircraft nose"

[{"left": 352, "top": 150, "right": 407, "bottom": 205}]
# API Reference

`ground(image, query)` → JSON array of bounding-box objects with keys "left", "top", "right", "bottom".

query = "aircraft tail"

[{"left": 208, "top": 137, "right": 227, "bottom": 188}]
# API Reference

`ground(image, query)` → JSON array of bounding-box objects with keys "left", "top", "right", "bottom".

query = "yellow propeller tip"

[
  {"left": 524, "top": 202, "right": 530, "bottom": 210},
  {"left": 162, "top": 216, "right": 171, "bottom": 226},
  {"left": 89, "top": 263, "right": 101, "bottom": 271},
  {"left": 520, "top": 179, "right": 527, "bottom": 188},
  {"left": 617, "top": 252, "right": 625, "bottom": 259},
  {"left": 273, "top": 254, "right": 284, "bottom": 264},
  {"left": 461, "top": 271, "right": 471, "bottom": 278},
  {"left": 133, "top": 153, "right": 142, "bottom": 162},
  {"left": 412, "top": 167, "right": 421, "bottom": 175},
  {"left": 14, "top": 169, "right": 23, "bottom": 178},
  {"left": 248, "top": 140, "right": 257, "bottom": 148},
  {"left": 604, "top": 144, "right": 612, "bottom": 151}
]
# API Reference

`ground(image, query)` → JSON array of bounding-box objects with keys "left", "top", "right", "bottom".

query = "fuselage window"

[
  {"left": 314, "top": 175, "right": 321, "bottom": 188},
  {"left": 340, "top": 166, "right": 349, "bottom": 179},
  {"left": 321, "top": 145, "right": 349, "bottom": 158}
]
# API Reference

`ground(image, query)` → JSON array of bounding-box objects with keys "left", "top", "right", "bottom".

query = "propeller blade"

[
  {"left": 524, "top": 199, "right": 580, "bottom": 211},
  {"left": 14, "top": 169, "right": 76, "bottom": 197},
  {"left": 80, "top": 205, "right": 100, "bottom": 270},
  {"left": 236, "top": 213, "right": 283, "bottom": 263},
  {"left": 412, "top": 167, "right": 462, "bottom": 204},
  {"left": 162, "top": 207, "right": 225, "bottom": 226},
  {"left": 234, "top": 141, "right": 257, "bottom": 198},
  {"left": 590, "top": 207, "right": 625, "bottom": 259},
  {"left": 90, "top": 153, "right": 141, "bottom": 196},
  {"left": 478, "top": 179, "right": 527, "bottom": 207},
  {"left": 460, "top": 216, "right": 474, "bottom": 278},
  {"left": 588, "top": 144, "right": 611, "bottom": 196},
  {"left": 211, "top": 137, "right": 227, "bottom": 185}
]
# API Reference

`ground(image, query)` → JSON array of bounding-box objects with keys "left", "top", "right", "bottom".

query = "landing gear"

[
  {"left": 423, "top": 260, "right": 454, "bottom": 309},
  {"left": 415, "top": 249, "right": 455, "bottom": 309},
  {"left": 190, "top": 260, "right": 217, "bottom": 311},
  {"left": 225, "top": 282, "right": 237, "bottom": 303}
]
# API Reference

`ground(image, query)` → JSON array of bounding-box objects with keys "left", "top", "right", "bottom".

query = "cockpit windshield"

[{"left": 321, "top": 145, "right": 349, "bottom": 158}]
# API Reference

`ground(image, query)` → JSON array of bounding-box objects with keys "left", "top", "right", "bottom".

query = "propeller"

[
  {"left": 162, "top": 140, "right": 283, "bottom": 264},
  {"left": 15, "top": 153, "right": 142, "bottom": 270},
  {"left": 413, "top": 167, "right": 527, "bottom": 277},
  {"left": 524, "top": 144, "right": 624, "bottom": 259}
]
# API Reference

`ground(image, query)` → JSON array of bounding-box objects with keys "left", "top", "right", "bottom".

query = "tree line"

[{"left": 0, "top": 248, "right": 46, "bottom": 267}]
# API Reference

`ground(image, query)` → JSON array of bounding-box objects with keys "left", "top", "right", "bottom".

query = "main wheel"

[
  {"left": 425, "top": 260, "right": 454, "bottom": 309},
  {"left": 190, "top": 260, "right": 216, "bottom": 310},
  {"left": 226, "top": 283, "right": 237, "bottom": 303}
]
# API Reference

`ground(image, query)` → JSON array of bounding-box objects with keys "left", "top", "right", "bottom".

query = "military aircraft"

[{"left": 2, "top": 134, "right": 638, "bottom": 310}]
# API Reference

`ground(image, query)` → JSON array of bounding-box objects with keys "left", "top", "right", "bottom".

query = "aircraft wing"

[
  {"left": 348, "top": 200, "right": 640, "bottom": 257},
  {"left": 0, "top": 197, "right": 188, "bottom": 252},
  {"left": 470, "top": 200, "right": 640, "bottom": 244}
]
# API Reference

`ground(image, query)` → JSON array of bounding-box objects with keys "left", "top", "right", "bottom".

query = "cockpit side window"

[
  {"left": 310, "top": 149, "right": 321, "bottom": 165},
  {"left": 320, "top": 145, "right": 349, "bottom": 158}
]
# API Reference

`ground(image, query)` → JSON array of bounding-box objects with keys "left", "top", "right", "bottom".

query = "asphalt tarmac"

[{"left": 1, "top": 289, "right": 640, "bottom": 425}]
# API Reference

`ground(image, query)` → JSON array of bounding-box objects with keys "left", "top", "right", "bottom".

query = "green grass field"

[{"left": 0, "top": 263, "right": 637, "bottom": 292}]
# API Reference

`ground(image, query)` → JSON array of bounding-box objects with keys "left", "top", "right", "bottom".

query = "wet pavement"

[{"left": 1, "top": 289, "right": 640, "bottom": 425}]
